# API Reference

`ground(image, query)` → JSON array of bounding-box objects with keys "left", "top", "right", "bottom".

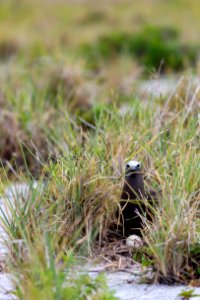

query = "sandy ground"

[{"left": 90, "top": 269, "right": 200, "bottom": 300}]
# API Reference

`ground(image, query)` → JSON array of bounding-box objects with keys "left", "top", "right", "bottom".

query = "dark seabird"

[{"left": 119, "top": 160, "right": 158, "bottom": 237}]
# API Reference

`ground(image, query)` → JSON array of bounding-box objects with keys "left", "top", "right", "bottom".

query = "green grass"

[
  {"left": 80, "top": 26, "right": 199, "bottom": 72},
  {"left": 0, "top": 0, "right": 200, "bottom": 298},
  {"left": 9, "top": 233, "right": 118, "bottom": 300}
]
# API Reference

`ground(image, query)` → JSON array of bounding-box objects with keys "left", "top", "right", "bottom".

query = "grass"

[
  {"left": 81, "top": 26, "right": 199, "bottom": 72},
  {"left": 1, "top": 83, "right": 199, "bottom": 291},
  {"left": 10, "top": 233, "right": 118, "bottom": 300},
  {"left": 0, "top": 0, "right": 200, "bottom": 298}
]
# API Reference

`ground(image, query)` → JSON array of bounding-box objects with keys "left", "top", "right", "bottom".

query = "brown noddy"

[{"left": 119, "top": 160, "right": 157, "bottom": 237}]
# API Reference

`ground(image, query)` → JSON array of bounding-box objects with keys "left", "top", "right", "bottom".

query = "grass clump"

[
  {"left": 0, "top": 105, "right": 52, "bottom": 175},
  {"left": 140, "top": 84, "right": 200, "bottom": 283},
  {"left": 0, "top": 61, "right": 99, "bottom": 174},
  {"left": 128, "top": 26, "right": 198, "bottom": 72},
  {"left": 0, "top": 39, "right": 19, "bottom": 60},
  {"left": 10, "top": 234, "right": 118, "bottom": 300},
  {"left": 1, "top": 108, "right": 128, "bottom": 298},
  {"left": 81, "top": 26, "right": 199, "bottom": 72},
  {"left": 143, "top": 150, "right": 199, "bottom": 283},
  {"left": 81, "top": 31, "right": 130, "bottom": 69},
  {"left": 45, "top": 65, "right": 95, "bottom": 112}
]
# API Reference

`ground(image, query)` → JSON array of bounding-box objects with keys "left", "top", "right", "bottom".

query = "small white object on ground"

[{"left": 126, "top": 235, "right": 143, "bottom": 250}]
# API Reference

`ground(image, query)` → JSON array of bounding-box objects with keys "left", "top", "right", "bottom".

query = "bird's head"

[{"left": 125, "top": 160, "right": 141, "bottom": 176}]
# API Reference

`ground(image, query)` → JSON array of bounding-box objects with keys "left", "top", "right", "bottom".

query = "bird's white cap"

[{"left": 126, "top": 160, "right": 141, "bottom": 171}]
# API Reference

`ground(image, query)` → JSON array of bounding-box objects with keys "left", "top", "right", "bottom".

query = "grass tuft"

[{"left": 81, "top": 26, "right": 199, "bottom": 73}]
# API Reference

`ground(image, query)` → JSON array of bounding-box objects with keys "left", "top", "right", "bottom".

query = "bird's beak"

[
  {"left": 131, "top": 166, "right": 139, "bottom": 171},
  {"left": 126, "top": 167, "right": 138, "bottom": 175},
  {"left": 126, "top": 167, "right": 140, "bottom": 176}
]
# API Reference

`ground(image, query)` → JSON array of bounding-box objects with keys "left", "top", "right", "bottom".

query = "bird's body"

[{"left": 119, "top": 160, "right": 157, "bottom": 237}]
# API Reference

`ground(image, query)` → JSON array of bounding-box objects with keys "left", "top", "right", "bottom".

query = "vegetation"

[
  {"left": 81, "top": 27, "right": 199, "bottom": 72},
  {"left": 178, "top": 289, "right": 200, "bottom": 299},
  {"left": 0, "top": 0, "right": 200, "bottom": 299},
  {"left": 9, "top": 233, "right": 117, "bottom": 300}
]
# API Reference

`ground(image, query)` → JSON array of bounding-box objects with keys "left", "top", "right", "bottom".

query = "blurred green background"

[{"left": 0, "top": 0, "right": 200, "bottom": 71}]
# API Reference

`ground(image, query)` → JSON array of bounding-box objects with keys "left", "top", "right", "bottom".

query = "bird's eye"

[
  {"left": 137, "top": 164, "right": 140, "bottom": 168},
  {"left": 126, "top": 164, "right": 130, "bottom": 168}
]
